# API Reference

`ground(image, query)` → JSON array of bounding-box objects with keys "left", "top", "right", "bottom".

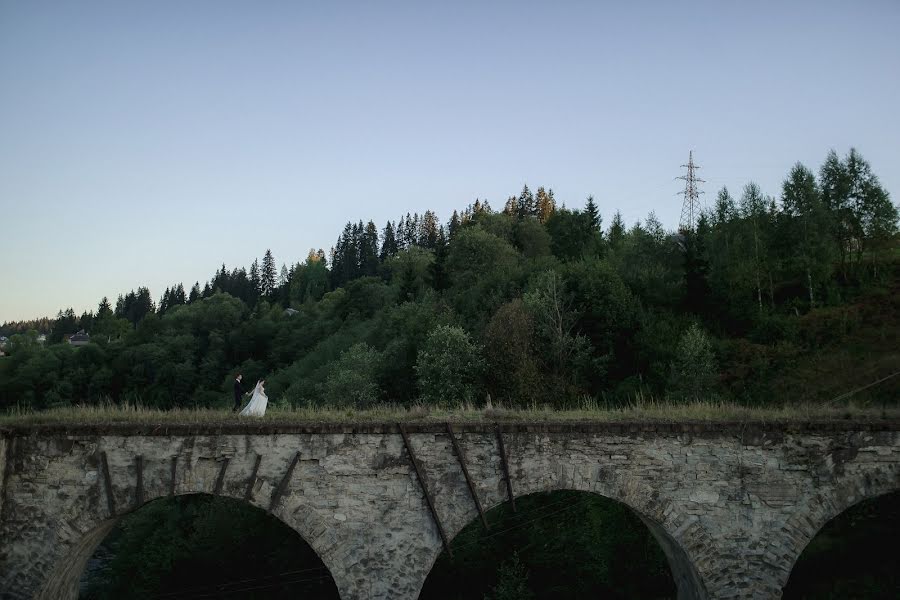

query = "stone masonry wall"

[
  {"left": 0, "top": 434, "right": 7, "bottom": 529},
  {"left": 0, "top": 422, "right": 897, "bottom": 600}
]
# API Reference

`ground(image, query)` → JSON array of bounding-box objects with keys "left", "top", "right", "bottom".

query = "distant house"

[
  {"left": 68, "top": 330, "right": 91, "bottom": 347},
  {"left": 284, "top": 308, "right": 299, "bottom": 317},
  {"left": 0, "top": 336, "right": 8, "bottom": 349},
  {"left": 37, "top": 334, "right": 46, "bottom": 344}
]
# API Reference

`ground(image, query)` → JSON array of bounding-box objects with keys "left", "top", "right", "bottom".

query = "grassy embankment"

[{"left": 1, "top": 399, "right": 897, "bottom": 428}]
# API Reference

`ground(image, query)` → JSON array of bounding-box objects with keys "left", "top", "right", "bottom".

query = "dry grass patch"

[{"left": 1, "top": 399, "right": 897, "bottom": 429}]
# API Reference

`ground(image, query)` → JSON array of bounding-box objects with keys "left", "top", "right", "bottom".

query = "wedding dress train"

[{"left": 239, "top": 381, "right": 268, "bottom": 416}]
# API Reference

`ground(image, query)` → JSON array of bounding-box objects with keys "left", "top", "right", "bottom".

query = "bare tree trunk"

[
  {"left": 807, "top": 268, "right": 814, "bottom": 307},
  {"left": 753, "top": 227, "right": 763, "bottom": 314}
]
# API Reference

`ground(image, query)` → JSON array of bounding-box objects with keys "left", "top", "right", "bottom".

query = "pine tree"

[
  {"left": 352, "top": 221, "right": 365, "bottom": 274},
  {"left": 173, "top": 283, "right": 186, "bottom": 306},
  {"left": 249, "top": 259, "right": 261, "bottom": 296},
  {"left": 584, "top": 196, "right": 600, "bottom": 231},
  {"left": 361, "top": 221, "right": 380, "bottom": 276},
  {"left": 420, "top": 211, "right": 439, "bottom": 250},
  {"left": 261, "top": 249, "right": 277, "bottom": 297},
  {"left": 517, "top": 184, "right": 534, "bottom": 218},
  {"left": 158, "top": 288, "right": 171, "bottom": 315},
  {"left": 402, "top": 213, "right": 415, "bottom": 247},
  {"left": 97, "top": 297, "right": 112, "bottom": 319},
  {"left": 448, "top": 210, "right": 461, "bottom": 238},
  {"left": 503, "top": 196, "right": 518, "bottom": 217},
  {"left": 535, "top": 187, "right": 556, "bottom": 223},
  {"left": 188, "top": 282, "right": 201, "bottom": 303},
  {"left": 380, "top": 221, "right": 398, "bottom": 261},
  {"left": 607, "top": 210, "right": 625, "bottom": 250},
  {"left": 396, "top": 217, "right": 408, "bottom": 251}
]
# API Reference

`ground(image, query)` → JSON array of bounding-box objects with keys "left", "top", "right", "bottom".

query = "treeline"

[{"left": 1, "top": 148, "right": 897, "bottom": 411}]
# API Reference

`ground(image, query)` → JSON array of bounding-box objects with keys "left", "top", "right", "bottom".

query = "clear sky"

[{"left": 1, "top": 0, "right": 898, "bottom": 322}]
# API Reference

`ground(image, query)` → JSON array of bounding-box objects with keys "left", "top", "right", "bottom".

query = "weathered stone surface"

[{"left": 0, "top": 422, "right": 897, "bottom": 600}]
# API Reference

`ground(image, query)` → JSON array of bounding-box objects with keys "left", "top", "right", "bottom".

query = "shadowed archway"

[
  {"left": 46, "top": 493, "right": 340, "bottom": 600},
  {"left": 782, "top": 490, "right": 900, "bottom": 599},
  {"left": 420, "top": 490, "right": 696, "bottom": 599}
]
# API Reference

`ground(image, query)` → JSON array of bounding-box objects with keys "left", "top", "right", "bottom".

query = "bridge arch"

[
  {"left": 416, "top": 470, "right": 709, "bottom": 599},
  {"left": 776, "top": 464, "right": 900, "bottom": 595},
  {"left": 36, "top": 490, "right": 341, "bottom": 600},
  {"left": 29, "top": 446, "right": 345, "bottom": 600}
]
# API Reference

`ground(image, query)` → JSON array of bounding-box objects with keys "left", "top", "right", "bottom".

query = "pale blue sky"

[{"left": 1, "top": 0, "right": 898, "bottom": 322}]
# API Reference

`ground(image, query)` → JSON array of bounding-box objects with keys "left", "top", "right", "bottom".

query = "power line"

[
  {"left": 827, "top": 369, "right": 900, "bottom": 405},
  {"left": 152, "top": 494, "right": 600, "bottom": 598},
  {"left": 677, "top": 151, "right": 705, "bottom": 232},
  {"left": 154, "top": 565, "right": 329, "bottom": 599},
  {"left": 174, "top": 573, "right": 335, "bottom": 599}
]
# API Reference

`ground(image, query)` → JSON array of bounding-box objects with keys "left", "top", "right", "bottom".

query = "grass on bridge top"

[{"left": 1, "top": 398, "right": 897, "bottom": 428}]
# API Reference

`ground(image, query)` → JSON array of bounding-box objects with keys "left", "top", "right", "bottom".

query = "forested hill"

[{"left": 1, "top": 148, "right": 898, "bottom": 412}]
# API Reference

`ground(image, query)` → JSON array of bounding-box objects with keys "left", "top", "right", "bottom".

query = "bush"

[
  {"left": 318, "top": 343, "right": 382, "bottom": 408},
  {"left": 668, "top": 324, "right": 718, "bottom": 401},
  {"left": 416, "top": 325, "right": 484, "bottom": 406}
]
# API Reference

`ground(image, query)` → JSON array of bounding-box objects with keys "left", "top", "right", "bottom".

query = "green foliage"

[
  {"left": 423, "top": 491, "right": 675, "bottom": 600},
  {"left": 484, "top": 552, "right": 534, "bottom": 600},
  {"left": 80, "top": 494, "right": 340, "bottom": 600},
  {"left": 385, "top": 247, "right": 436, "bottom": 302},
  {"left": 445, "top": 227, "right": 521, "bottom": 326},
  {"left": 416, "top": 325, "right": 484, "bottom": 406},
  {"left": 483, "top": 300, "right": 542, "bottom": 406},
  {"left": 318, "top": 343, "right": 382, "bottom": 408},
  {"left": 2, "top": 147, "right": 898, "bottom": 414},
  {"left": 668, "top": 324, "right": 718, "bottom": 401}
]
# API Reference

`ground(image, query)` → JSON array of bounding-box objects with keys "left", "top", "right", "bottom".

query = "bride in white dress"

[{"left": 239, "top": 380, "right": 268, "bottom": 416}]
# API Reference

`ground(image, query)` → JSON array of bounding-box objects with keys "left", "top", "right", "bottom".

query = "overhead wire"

[{"left": 152, "top": 492, "right": 591, "bottom": 598}]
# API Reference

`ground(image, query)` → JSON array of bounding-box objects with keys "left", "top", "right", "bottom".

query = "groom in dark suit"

[{"left": 233, "top": 374, "right": 245, "bottom": 412}]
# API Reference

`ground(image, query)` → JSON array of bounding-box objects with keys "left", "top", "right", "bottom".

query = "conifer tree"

[
  {"left": 420, "top": 211, "right": 439, "bottom": 250},
  {"left": 97, "top": 297, "right": 112, "bottom": 319},
  {"left": 503, "top": 196, "right": 518, "bottom": 217},
  {"left": 584, "top": 196, "right": 600, "bottom": 231},
  {"left": 380, "top": 221, "right": 398, "bottom": 261},
  {"left": 448, "top": 210, "right": 461, "bottom": 238},
  {"left": 158, "top": 287, "right": 171, "bottom": 315},
  {"left": 249, "top": 259, "right": 261, "bottom": 296},
  {"left": 361, "top": 221, "right": 380, "bottom": 276},
  {"left": 607, "top": 210, "right": 625, "bottom": 250},
  {"left": 188, "top": 282, "right": 201, "bottom": 303},
  {"left": 535, "top": 187, "right": 556, "bottom": 223},
  {"left": 402, "top": 213, "right": 415, "bottom": 247},
  {"left": 261, "top": 250, "right": 277, "bottom": 297}
]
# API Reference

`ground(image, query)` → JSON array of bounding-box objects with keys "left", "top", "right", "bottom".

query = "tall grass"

[{"left": 1, "top": 397, "right": 895, "bottom": 428}]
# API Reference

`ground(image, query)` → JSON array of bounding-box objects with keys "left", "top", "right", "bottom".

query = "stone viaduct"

[{"left": 0, "top": 420, "right": 897, "bottom": 599}]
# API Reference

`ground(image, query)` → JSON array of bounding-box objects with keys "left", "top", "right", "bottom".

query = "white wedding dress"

[{"left": 239, "top": 382, "right": 268, "bottom": 417}]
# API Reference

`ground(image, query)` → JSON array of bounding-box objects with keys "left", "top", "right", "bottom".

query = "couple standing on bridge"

[{"left": 232, "top": 374, "right": 268, "bottom": 416}]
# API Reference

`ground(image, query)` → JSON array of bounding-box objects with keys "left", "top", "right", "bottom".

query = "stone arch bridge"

[{"left": 1, "top": 421, "right": 897, "bottom": 599}]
